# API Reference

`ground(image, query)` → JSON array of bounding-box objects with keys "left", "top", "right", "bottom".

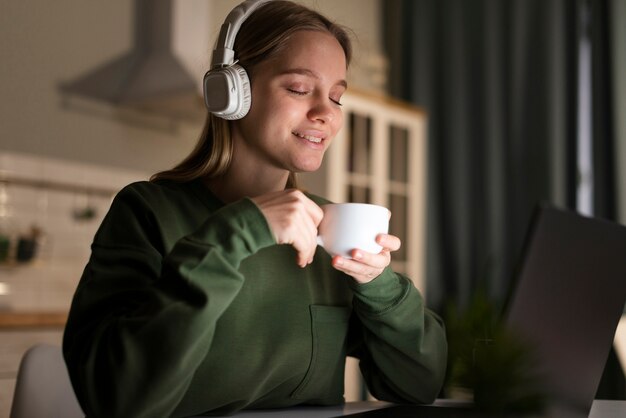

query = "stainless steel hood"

[{"left": 60, "top": 0, "right": 204, "bottom": 121}]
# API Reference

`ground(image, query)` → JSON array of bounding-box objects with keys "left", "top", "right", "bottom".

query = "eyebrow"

[{"left": 279, "top": 68, "right": 348, "bottom": 89}]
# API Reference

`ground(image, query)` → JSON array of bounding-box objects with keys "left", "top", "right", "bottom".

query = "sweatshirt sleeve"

[
  {"left": 62, "top": 185, "right": 275, "bottom": 418},
  {"left": 347, "top": 268, "right": 448, "bottom": 404}
]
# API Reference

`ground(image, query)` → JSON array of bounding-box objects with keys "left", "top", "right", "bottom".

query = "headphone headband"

[{"left": 211, "top": 0, "right": 273, "bottom": 68}]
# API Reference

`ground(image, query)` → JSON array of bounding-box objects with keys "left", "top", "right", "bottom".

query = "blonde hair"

[{"left": 151, "top": 1, "right": 353, "bottom": 186}]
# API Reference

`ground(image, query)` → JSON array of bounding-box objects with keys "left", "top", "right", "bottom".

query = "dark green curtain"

[
  {"left": 385, "top": 0, "right": 579, "bottom": 309},
  {"left": 383, "top": 0, "right": 624, "bottom": 399},
  {"left": 590, "top": 0, "right": 616, "bottom": 220}
]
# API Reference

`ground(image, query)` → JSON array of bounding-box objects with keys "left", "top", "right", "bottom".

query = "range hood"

[{"left": 60, "top": 0, "right": 204, "bottom": 121}]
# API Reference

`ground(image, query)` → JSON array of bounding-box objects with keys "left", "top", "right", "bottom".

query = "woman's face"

[{"left": 231, "top": 30, "right": 347, "bottom": 177}]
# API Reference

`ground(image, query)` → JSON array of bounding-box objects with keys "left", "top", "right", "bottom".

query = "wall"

[
  {"left": 0, "top": 0, "right": 201, "bottom": 174},
  {"left": 0, "top": 151, "right": 147, "bottom": 311}
]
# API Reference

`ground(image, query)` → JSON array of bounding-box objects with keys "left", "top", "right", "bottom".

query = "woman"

[{"left": 63, "top": 1, "right": 447, "bottom": 417}]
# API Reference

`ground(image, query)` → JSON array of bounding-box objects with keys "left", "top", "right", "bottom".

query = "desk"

[
  {"left": 588, "top": 400, "right": 626, "bottom": 417},
  {"left": 207, "top": 401, "right": 387, "bottom": 417},
  {"left": 209, "top": 400, "right": 626, "bottom": 417}
]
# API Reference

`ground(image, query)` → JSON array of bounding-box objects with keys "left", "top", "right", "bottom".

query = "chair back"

[{"left": 10, "top": 343, "right": 84, "bottom": 418}]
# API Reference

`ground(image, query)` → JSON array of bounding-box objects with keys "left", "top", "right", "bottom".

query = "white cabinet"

[{"left": 300, "top": 89, "right": 428, "bottom": 293}]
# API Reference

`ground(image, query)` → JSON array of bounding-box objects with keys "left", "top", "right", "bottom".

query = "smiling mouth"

[{"left": 293, "top": 131, "right": 323, "bottom": 144}]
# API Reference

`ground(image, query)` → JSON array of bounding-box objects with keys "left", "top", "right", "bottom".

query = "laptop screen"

[{"left": 504, "top": 206, "right": 626, "bottom": 414}]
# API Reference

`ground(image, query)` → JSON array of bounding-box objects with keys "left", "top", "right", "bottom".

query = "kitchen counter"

[{"left": 0, "top": 311, "right": 67, "bottom": 328}]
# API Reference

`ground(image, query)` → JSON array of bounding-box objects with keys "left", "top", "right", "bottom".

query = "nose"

[{"left": 307, "top": 97, "right": 335, "bottom": 124}]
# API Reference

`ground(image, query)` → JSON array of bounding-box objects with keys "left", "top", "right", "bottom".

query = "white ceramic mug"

[{"left": 317, "top": 203, "right": 390, "bottom": 258}]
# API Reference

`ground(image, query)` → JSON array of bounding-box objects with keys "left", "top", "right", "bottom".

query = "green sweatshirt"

[{"left": 63, "top": 179, "right": 447, "bottom": 417}]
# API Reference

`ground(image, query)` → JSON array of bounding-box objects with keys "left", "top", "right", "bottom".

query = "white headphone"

[{"left": 203, "top": 0, "right": 273, "bottom": 120}]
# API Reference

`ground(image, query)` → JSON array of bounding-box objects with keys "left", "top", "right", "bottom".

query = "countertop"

[{"left": 0, "top": 311, "right": 67, "bottom": 328}]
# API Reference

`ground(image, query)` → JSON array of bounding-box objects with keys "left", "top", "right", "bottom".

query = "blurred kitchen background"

[{"left": 1, "top": 0, "right": 625, "bottom": 415}]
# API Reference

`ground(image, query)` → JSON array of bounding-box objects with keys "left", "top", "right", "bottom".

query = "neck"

[
  {"left": 204, "top": 167, "right": 290, "bottom": 203},
  {"left": 203, "top": 125, "right": 293, "bottom": 203}
]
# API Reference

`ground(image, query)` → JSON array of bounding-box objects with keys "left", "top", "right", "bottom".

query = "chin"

[
  {"left": 294, "top": 160, "right": 324, "bottom": 173},
  {"left": 289, "top": 154, "right": 325, "bottom": 172}
]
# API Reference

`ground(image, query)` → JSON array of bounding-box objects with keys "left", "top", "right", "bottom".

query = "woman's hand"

[
  {"left": 331, "top": 234, "right": 402, "bottom": 284},
  {"left": 251, "top": 189, "right": 323, "bottom": 268}
]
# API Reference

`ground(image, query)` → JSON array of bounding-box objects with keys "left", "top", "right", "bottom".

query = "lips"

[{"left": 292, "top": 131, "right": 325, "bottom": 144}]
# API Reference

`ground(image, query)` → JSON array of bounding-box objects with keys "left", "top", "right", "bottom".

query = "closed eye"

[
  {"left": 288, "top": 88, "right": 308, "bottom": 96},
  {"left": 288, "top": 88, "right": 342, "bottom": 106},
  {"left": 330, "top": 98, "right": 343, "bottom": 106}
]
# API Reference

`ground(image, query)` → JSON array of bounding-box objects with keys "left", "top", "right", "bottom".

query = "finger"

[
  {"left": 290, "top": 192, "right": 322, "bottom": 264},
  {"left": 332, "top": 256, "right": 384, "bottom": 283},
  {"left": 254, "top": 189, "right": 322, "bottom": 267},
  {"left": 301, "top": 204, "right": 323, "bottom": 266},
  {"left": 376, "top": 234, "right": 401, "bottom": 252},
  {"left": 286, "top": 189, "right": 324, "bottom": 227},
  {"left": 297, "top": 212, "right": 321, "bottom": 267},
  {"left": 302, "top": 196, "right": 324, "bottom": 227},
  {"left": 351, "top": 249, "right": 390, "bottom": 270},
  {"left": 306, "top": 217, "right": 319, "bottom": 265}
]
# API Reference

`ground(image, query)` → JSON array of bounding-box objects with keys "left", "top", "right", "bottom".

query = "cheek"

[
  {"left": 252, "top": 93, "right": 296, "bottom": 121},
  {"left": 331, "top": 111, "right": 344, "bottom": 136}
]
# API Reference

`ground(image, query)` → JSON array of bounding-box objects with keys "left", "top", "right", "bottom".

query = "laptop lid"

[{"left": 503, "top": 205, "right": 626, "bottom": 415}]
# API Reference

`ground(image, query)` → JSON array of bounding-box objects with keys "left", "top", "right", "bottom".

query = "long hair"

[{"left": 151, "top": 1, "right": 353, "bottom": 186}]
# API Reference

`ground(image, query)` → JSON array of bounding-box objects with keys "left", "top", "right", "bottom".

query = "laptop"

[{"left": 340, "top": 205, "right": 626, "bottom": 418}]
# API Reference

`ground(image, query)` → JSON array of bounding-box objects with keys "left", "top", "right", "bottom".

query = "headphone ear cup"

[{"left": 203, "top": 64, "right": 251, "bottom": 120}]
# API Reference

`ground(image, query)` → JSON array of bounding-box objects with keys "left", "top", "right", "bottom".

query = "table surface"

[
  {"left": 203, "top": 401, "right": 388, "bottom": 417},
  {"left": 204, "top": 399, "right": 626, "bottom": 417}
]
